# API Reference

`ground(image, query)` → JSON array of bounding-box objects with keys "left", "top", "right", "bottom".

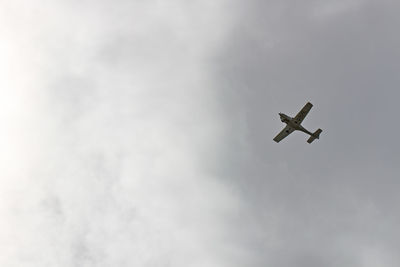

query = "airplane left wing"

[
  {"left": 273, "top": 125, "right": 295, "bottom": 143},
  {"left": 294, "top": 102, "right": 313, "bottom": 124}
]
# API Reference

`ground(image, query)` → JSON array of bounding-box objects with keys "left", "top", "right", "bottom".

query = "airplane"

[{"left": 273, "top": 102, "right": 322, "bottom": 143}]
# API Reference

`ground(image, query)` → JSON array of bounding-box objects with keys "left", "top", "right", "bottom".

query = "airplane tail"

[{"left": 307, "top": 129, "right": 322, "bottom": 144}]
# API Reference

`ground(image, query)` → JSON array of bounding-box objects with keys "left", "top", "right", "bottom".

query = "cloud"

[
  {"left": 0, "top": 0, "right": 243, "bottom": 266},
  {"left": 213, "top": 0, "right": 400, "bottom": 266},
  {"left": 3, "top": 1, "right": 400, "bottom": 266}
]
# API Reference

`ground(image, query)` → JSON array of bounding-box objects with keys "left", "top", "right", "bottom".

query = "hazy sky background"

[{"left": 1, "top": 0, "right": 400, "bottom": 266}]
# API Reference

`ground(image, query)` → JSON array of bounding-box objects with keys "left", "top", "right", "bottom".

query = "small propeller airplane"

[{"left": 273, "top": 102, "right": 322, "bottom": 143}]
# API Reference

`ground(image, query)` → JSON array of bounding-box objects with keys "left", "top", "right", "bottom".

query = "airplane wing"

[
  {"left": 273, "top": 125, "right": 295, "bottom": 143},
  {"left": 293, "top": 102, "right": 313, "bottom": 124}
]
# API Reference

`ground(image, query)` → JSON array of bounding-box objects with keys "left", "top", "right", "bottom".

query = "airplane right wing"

[
  {"left": 273, "top": 125, "right": 295, "bottom": 143},
  {"left": 293, "top": 102, "right": 313, "bottom": 124}
]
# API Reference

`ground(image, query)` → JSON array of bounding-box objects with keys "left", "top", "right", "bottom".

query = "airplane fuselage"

[{"left": 279, "top": 113, "right": 314, "bottom": 136}]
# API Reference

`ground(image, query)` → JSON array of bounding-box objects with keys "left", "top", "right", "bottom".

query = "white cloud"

[{"left": 0, "top": 0, "right": 241, "bottom": 266}]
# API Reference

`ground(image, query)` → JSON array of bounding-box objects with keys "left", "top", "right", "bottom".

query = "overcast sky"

[{"left": 1, "top": 0, "right": 400, "bottom": 266}]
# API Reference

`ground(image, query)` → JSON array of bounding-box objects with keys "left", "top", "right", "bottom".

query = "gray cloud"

[{"left": 214, "top": 0, "right": 400, "bottom": 266}]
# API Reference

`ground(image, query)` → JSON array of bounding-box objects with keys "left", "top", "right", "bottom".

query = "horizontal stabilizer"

[{"left": 307, "top": 129, "right": 322, "bottom": 144}]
